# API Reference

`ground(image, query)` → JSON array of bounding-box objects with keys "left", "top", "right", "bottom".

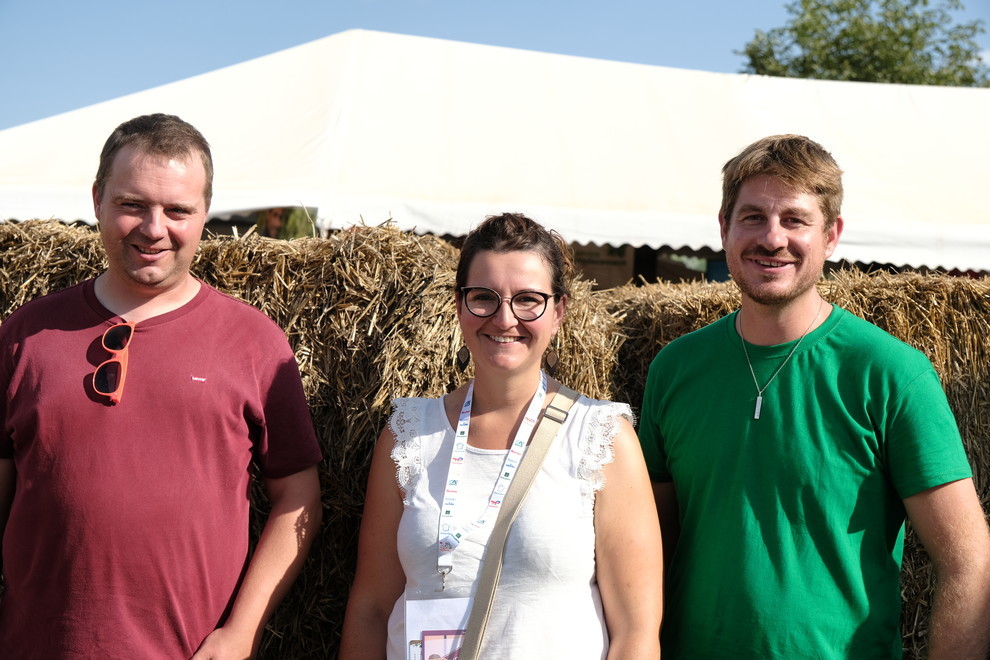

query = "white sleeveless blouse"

[{"left": 384, "top": 394, "right": 633, "bottom": 659}]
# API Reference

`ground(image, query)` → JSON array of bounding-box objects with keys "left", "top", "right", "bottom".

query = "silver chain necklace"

[{"left": 739, "top": 299, "right": 824, "bottom": 420}]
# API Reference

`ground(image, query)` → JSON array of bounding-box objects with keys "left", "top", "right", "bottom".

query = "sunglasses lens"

[
  {"left": 103, "top": 324, "right": 132, "bottom": 351},
  {"left": 94, "top": 361, "right": 121, "bottom": 395}
]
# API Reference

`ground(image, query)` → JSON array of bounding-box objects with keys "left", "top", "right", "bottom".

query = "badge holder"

[{"left": 404, "top": 596, "right": 470, "bottom": 659}]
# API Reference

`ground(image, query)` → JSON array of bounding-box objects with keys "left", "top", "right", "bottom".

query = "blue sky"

[{"left": 1, "top": 0, "right": 988, "bottom": 130}]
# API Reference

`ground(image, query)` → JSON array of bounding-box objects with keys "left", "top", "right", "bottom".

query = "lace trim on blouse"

[
  {"left": 389, "top": 397, "right": 633, "bottom": 504},
  {"left": 577, "top": 402, "right": 634, "bottom": 501},
  {"left": 389, "top": 398, "right": 423, "bottom": 503}
]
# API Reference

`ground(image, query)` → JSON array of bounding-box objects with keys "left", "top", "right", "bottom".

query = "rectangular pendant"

[{"left": 754, "top": 395, "right": 763, "bottom": 420}]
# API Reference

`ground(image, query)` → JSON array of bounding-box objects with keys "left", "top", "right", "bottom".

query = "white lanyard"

[{"left": 436, "top": 372, "right": 548, "bottom": 590}]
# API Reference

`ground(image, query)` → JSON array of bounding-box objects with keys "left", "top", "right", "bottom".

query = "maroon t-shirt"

[{"left": 0, "top": 280, "right": 322, "bottom": 658}]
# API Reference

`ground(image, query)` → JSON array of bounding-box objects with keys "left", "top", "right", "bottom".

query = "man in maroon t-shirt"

[{"left": 0, "top": 114, "right": 323, "bottom": 658}]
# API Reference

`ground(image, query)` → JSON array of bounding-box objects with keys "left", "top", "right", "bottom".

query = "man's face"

[
  {"left": 265, "top": 207, "right": 285, "bottom": 233},
  {"left": 719, "top": 175, "right": 842, "bottom": 308},
  {"left": 93, "top": 144, "right": 208, "bottom": 296}
]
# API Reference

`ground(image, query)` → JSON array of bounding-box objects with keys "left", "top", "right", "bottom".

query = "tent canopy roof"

[{"left": 1, "top": 29, "right": 988, "bottom": 270}]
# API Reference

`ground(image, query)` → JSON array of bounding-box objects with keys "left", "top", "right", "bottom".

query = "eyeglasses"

[
  {"left": 93, "top": 322, "right": 135, "bottom": 404},
  {"left": 460, "top": 287, "right": 553, "bottom": 321}
]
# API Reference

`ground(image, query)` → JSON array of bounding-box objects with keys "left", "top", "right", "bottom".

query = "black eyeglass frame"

[{"left": 459, "top": 286, "right": 555, "bottom": 321}]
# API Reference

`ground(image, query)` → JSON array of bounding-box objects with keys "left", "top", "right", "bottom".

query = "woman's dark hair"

[{"left": 455, "top": 213, "right": 574, "bottom": 299}]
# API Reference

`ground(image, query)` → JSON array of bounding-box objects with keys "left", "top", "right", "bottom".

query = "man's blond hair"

[{"left": 721, "top": 134, "right": 843, "bottom": 229}]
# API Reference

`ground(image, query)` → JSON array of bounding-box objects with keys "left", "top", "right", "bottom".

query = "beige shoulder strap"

[{"left": 457, "top": 385, "right": 580, "bottom": 659}]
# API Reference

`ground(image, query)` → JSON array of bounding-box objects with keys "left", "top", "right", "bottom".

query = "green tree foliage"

[{"left": 739, "top": 0, "right": 989, "bottom": 86}]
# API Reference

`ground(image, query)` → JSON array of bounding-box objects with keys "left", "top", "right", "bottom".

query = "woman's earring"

[
  {"left": 456, "top": 345, "right": 471, "bottom": 372},
  {"left": 544, "top": 349, "right": 559, "bottom": 378}
]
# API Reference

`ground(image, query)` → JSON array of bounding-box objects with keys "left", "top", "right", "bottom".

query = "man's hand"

[
  {"left": 192, "top": 465, "right": 321, "bottom": 660},
  {"left": 190, "top": 626, "right": 253, "bottom": 660}
]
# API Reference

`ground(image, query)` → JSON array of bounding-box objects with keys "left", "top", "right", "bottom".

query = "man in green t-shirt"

[{"left": 639, "top": 134, "right": 990, "bottom": 658}]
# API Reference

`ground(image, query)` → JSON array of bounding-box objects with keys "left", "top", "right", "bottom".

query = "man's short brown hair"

[
  {"left": 94, "top": 113, "right": 213, "bottom": 210},
  {"left": 720, "top": 134, "right": 843, "bottom": 230}
]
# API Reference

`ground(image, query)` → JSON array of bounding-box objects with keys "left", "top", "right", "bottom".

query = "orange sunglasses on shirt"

[{"left": 93, "top": 321, "right": 135, "bottom": 404}]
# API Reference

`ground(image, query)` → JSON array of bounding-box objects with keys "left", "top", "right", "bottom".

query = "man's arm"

[
  {"left": 903, "top": 477, "right": 990, "bottom": 659},
  {"left": 192, "top": 465, "right": 322, "bottom": 659},
  {"left": 652, "top": 481, "right": 680, "bottom": 571}
]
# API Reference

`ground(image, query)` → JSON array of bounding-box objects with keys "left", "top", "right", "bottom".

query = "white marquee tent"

[{"left": 1, "top": 29, "right": 988, "bottom": 270}]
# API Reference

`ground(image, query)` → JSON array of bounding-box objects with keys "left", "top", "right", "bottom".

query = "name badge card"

[{"left": 405, "top": 596, "right": 470, "bottom": 660}]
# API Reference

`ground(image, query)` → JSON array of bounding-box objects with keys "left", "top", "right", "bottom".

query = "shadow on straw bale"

[{"left": 597, "top": 269, "right": 990, "bottom": 659}]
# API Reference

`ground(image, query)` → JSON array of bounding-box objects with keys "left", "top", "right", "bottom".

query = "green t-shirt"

[{"left": 639, "top": 305, "right": 971, "bottom": 659}]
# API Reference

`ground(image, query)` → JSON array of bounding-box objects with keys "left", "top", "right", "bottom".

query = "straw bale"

[
  {"left": 597, "top": 269, "right": 990, "bottom": 659},
  {"left": 596, "top": 278, "right": 741, "bottom": 410},
  {"left": 198, "top": 225, "right": 468, "bottom": 657},
  {"left": 2, "top": 220, "right": 987, "bottom": 657},
  {"left": 0, "top": 220, "right": 620, "bottom": 658},
  {"left": 0, "top": 220, "right": 105, "bottom": 317}
]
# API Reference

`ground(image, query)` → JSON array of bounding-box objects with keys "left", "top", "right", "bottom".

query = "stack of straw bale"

[{"left": 0, "top": 219, "right": 987, "bottom": 658}]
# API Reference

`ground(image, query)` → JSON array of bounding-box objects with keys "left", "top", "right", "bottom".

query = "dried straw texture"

[
  {"left": 0, "top": 220, "right": 106, "bottom": 316},
  {"left": 597, "top": 270, "right": 990, "bottom": 659},
  {"left": 194, "top": 226, "right": 467, "bottom": 657},
  {"left": 2, "top": 220, "right": 986, "bottom": 657},
  {"left": 0, "top": 220, "right": 618, "bottom": 657}
]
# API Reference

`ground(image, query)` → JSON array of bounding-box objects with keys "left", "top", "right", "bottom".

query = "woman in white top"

[{"left": 340, "top": 213, "right": 663, "bottom": 659}]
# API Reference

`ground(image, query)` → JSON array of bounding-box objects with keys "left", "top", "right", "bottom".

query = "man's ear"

[
  {"left": 718, "top": 212, "right": 729, "bottom": 248},
  {"left": 92, "top": 182, "right": 102, "bottom": 221},
  {"left": 824, "top": 216, "right": 844, "bottom": 259}
]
